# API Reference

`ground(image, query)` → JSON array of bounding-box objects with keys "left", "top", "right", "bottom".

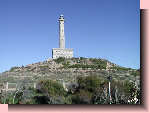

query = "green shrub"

[
  {"left": 62, "top": 61, "right": 70, "bottom": 68},
  {"left": 123, "top": 80, "right": 136, "bottom": 96},
  {"left": 90, "top": 58, "right": 107, "bottom": 64},
  {"left": 38, "top": 79, "right": 66, "bottom": 97},
  {"left": 10, "top": 67, "right": 19, "bottom": 72},
  {"left": 79, "top": 57, "right": 86, "bottom": 60},
  {"left": 71, "top": 89, "right": 92, "bottom": 104},
  {"left": 130, "top": 70, "right": 140, "bottom": 77},
  {"left": 68, "top": 64, "right": 96, "bottom": 69},
  {"left": 54, "top": 57, "right": 65, "bottom": 64},
  {"left": 77, "top": 75, "right": 102, "bottom": 92},
  {"left": 110, "top": 66, "right": 130, "bottom": 71}
]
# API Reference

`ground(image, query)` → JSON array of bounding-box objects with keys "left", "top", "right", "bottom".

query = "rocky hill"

[
  {"left": 0, "top": 57, "right": 140, "bottom": 104},
  {"left": 0, "top": 57, "right": 140, "bottom": 89}
]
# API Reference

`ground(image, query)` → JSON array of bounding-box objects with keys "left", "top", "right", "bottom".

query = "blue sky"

[{"left": 0, "top": 0, "right": 140, "bottom": 73}]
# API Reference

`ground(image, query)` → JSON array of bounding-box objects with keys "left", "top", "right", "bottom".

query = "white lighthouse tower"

[
  {"left": 59, "top": 14, "right": 65, "bottom": 49},
  {"left": 52, "top": 15, "right": 73, "bottom": 59}
]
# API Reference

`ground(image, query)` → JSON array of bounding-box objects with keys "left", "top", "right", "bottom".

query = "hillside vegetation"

[{"left": 0, "top": 57, "right": 140, "bottom": 104}]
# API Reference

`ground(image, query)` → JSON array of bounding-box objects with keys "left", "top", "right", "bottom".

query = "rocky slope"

[{"left": 0, "top": 57, "right": 140, "bottom": 90}]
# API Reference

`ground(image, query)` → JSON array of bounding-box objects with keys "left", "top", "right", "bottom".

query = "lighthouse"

[
  {"left": 52, "top": 15, "right": 73, "bottom": 59},
  {"left": 59, "top": 14, "right": 65, "bottom": 49}
]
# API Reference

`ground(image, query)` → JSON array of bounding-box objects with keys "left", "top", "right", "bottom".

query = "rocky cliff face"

[{"left": 0, "top": 57, "right": 140, "bottom": 89}]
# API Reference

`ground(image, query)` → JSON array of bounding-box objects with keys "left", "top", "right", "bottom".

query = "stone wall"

[{"left": 52, "top": 48, "right": 73, "bottom": 59}]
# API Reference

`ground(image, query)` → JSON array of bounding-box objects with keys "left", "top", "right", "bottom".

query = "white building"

[{"left": 52, "top": 15, "right": 73, "bottom": 59}]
